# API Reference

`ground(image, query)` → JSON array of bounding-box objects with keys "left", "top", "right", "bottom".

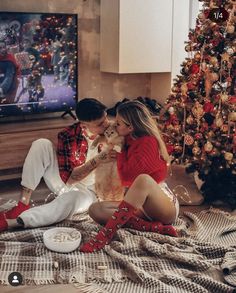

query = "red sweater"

[{"left": 117, "top": 135, "right": 168, "bottom": 187}]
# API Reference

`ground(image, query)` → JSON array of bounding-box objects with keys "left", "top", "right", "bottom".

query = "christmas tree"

[{"left": 160, "top": 0, "right": 236, "bottom": 207}]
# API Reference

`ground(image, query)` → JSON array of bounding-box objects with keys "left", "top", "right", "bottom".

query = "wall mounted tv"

[{"left": 0, "top": 12, "right": 78, "bottom": 120}]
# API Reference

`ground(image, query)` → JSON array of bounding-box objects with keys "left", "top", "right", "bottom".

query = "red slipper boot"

[
  {"left": 0, "top": 213, "right": 8, "bottom": 232},
  {"left": 5, "top": 201, "right": 30, "bottom": 219}
]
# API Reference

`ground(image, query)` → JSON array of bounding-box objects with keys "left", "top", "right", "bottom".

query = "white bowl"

[{"left": 43, "top": 227, "right": 81, "bottom": 253}]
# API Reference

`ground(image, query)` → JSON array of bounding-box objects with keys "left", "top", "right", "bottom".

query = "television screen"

[{"left": 0, "top": 12, "right": 78, "bottom": 118}]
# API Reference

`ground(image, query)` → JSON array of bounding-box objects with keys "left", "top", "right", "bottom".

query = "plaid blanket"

[{"left": 0, "top": 208, "right": 236, "bottom": 293}]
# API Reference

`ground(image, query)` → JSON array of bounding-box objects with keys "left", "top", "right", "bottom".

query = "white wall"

[{"left": 151, "top": 0, "right": 202, "bottom": 102}]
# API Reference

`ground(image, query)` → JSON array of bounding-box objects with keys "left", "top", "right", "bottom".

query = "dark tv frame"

[{"left": 0, "top": 11, "right": 78, "bottom": 122}]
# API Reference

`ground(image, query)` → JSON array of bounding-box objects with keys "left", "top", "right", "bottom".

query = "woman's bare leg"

[
  {"left": 123, "top": 174, "right": 177, "bottom": 224},
  {"left": 88, "top": 201, "right": 119, "bottom": 224}
]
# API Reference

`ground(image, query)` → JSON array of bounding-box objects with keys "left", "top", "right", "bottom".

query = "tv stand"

[
  {"left": 0, "top": 116, "right": 74, "bottom": 181},
  {"left": 61, "top": 108, "right": 77, "bottom": 120}
]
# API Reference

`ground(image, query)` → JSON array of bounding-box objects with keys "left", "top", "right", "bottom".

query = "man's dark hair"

[{"left": 75, "top": 98, "right": 107, "bottom": 121}]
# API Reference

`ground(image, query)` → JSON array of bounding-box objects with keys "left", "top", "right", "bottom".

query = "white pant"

[{"left": 19, "top": 139, "right": 97, "bottom": 228}]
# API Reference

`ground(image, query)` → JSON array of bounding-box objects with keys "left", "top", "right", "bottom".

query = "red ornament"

[
  {"left": 190, "top": 64, "right": 200, "bottom": 74},
  {"left": 166, "top": 144, "right": 174, "bottom": 155},
  {"left": 203, "top": 101, "right": 214, "bottom": 113},
  {"left": 194, "top": 133, "right": 203, "bottom": 140},
  {"left": 187, "top": 81, "right": 196, "bottom": 90},
  {"left": 228, "top": 96, "right": 236, "bottom": 104}
]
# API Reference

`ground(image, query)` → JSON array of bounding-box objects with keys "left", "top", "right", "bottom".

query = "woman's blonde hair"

[{"left": 117, "top": 101, "right": 170, "bottom": 165}]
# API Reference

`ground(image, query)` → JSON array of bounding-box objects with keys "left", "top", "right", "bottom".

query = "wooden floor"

[{"left": 0, "top": 178, "right": 233, "bottom": 293}]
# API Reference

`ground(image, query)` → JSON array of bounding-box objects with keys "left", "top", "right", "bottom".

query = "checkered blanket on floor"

[{"left": 0, "top": 208, "right": 236, "bottom": 293}]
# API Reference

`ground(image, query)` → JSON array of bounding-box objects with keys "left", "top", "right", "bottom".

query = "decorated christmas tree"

[{"left": 160, "top": 0, "right": 236, "bottom": 207}]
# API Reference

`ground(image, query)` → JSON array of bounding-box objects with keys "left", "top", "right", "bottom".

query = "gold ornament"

[
  {"left": 221, "top": 124, "right": 229, "bottom": 132},
  {"left": 207, "top": 130, "right": 215, "bottom": 138},
  {"left": 228, "top": 112, "right": 236, "bottom": 122},
  {"left": 186, "top": 115, "right": 194, "bottom": 125},
  {"left": 174, "top": 145, "right": 183, "bottom": 153},
  {"left": 224, "top": 152, "right": 233, "bottom": 161},
  {"left": 192, "top": 101, "right": 204, "bottom": 119},
  {"left": 204, "top": 141, "right": 213, "bottom": 152},
  {"left": 194, "top": 52, "right": 201, "bottom": 61},
  {"left": 209, "top": 57, "right": 218, "bottom": 66},
  {"left": 227, "top": 25, "right": 235, "bottom": 34},
  {"left": 192, "top": 145, "right": 201, "bottom": 155},
  {"left": 221, "top": 52, "right": 230, "bottom": 63},
  {"left": 220, "top": 93, "right": 229, "bottom": 103},
  {"left": 215, "top": 115, "right": 224, "bottom": 127}
]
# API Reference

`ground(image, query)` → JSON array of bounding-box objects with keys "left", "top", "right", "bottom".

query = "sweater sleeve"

[
  {"left": 117, "top": 136, "right": 162, "bottom": 183},
  {"left": 57, "top": 130, "right": 73, "bottom": 183}
]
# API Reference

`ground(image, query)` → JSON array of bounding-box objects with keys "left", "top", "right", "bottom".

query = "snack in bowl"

[{"left": 43, "top": 227, "right": 81, "bottom": 253}]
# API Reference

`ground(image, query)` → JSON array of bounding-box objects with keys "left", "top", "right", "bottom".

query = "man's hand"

[
  {"left": 97, "top": 149, "right": 117, "bottom": 164},
  {"left": 66, "top": 149, "right": 118, "bottom": 186}
]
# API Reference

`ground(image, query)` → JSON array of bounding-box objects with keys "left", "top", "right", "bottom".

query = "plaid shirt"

[{"left": 57, "top": 122, "right": 88, "bottom": 183}]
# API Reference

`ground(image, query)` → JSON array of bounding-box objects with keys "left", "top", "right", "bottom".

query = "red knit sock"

[
  {"left": 4, "top": 201, "right": 30, "bottom": 219},
  {"left": 80, "top": 200, "right": 136, "bottom": 253},
  {"left": 125, "top": 215, "right": 178, "bottom": 237}
]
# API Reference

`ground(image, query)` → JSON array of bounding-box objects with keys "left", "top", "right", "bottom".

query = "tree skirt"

[{"left": 0, "top": 208, "right": 236, "bottom": 293}]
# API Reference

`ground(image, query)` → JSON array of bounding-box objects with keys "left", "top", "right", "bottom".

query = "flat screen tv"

[{"left": 0, "top": 12, "right": 78, "bottom": 120}]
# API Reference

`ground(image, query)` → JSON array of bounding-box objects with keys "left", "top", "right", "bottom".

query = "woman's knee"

[
  {"left": 88, "top": 202, "right": 103, "bottom": 223},
  {"left": 88, "top": 201, "right": 115, "bottom": 224},
  {"left": 132, "top": 174, "right": 154, "bottom": 188}
]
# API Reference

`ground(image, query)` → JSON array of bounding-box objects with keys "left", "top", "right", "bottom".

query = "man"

[
  {"left": 0, "top": 40, "right": 19, "bottom": 103},
  {"left": 0, "top": 98, "right": 115, "bottom": 231}
]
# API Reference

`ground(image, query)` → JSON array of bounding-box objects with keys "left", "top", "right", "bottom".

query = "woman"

[{"left": 80, "top": 101, "right": 179, "bottom": 253}]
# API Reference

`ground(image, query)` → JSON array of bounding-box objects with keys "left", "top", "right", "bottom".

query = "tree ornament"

[
  {"left": 220, "top": 93, "right": 229, "bottom": 103},
  {"left": 209, "top": 56, "right": 218, "bottom": 66},
  {"left": 197, "top": 34, "right": 205, "bottom": 43},
  {"left": 203, "top": 100, "right": 214, "bottom": 112},
  {"left": 224, "top": 152, "right": 233, "bottom": 161},
  {"left": 192, "top": 144, "right": 201, "bottom": 155},
  {"left": 221, "top": 124, "right": 229, "bottom": 132},
  {"left": 226, "top": 24, "right": 235, "bottom": 34},
  {"left": 184, "top": 134, "right": 194, "bottom": 146},
  {"left": 204, "top": 141, "right": 213, "bottom": 152},
  {"left": 174, "top": 145, "right": 183, "bottom": 153},
  {"left": 215, "top": 115, "right": 224, "bottom": 127},
  {"left": 185, "top": 44, "right": 192, "bottom": 52},
  {"left": 190, "top": 64, "right": 200, "bottom": 74},
  {"left": 226, "top": 46, "right": 234, "bottom": 56},
  {"left": 186, "top": 115, "right": 194, "bottom": 125},
  {"left": 228, "top": 112, "right": 236, "bottom": 122},
  {"left": 192, "top": 101, "right": 204, "bottom": 119},
  {"left": 195, "top": 133, "right": 203, "bottom": 140},
  {"left": 194, "top": 52, "right": 202, "bottom": 61},
  {"left": 221, "top": 52, "right": 230, "bottom": 63}
]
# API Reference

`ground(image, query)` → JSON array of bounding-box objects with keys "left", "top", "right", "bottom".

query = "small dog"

[{"left": 92, "top": 123, "right": 125, "bottom": 201}]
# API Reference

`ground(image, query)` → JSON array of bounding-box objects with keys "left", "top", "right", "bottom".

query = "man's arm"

[{"left": 66, "top": 150, "right": 115, "bottom": 185}]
